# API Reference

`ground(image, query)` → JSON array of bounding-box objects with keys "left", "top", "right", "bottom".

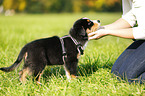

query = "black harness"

[{"left": 60, "top": 35, "right": 84, "bottom": 64}]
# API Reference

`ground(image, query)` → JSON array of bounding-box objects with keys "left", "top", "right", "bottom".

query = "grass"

[{"left": 0, "top": 12, "right": 145, "bottom": 96}]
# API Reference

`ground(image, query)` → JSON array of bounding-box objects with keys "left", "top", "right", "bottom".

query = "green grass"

[{"left": 0, "top": 12, "right": 145, "bottom": 96}]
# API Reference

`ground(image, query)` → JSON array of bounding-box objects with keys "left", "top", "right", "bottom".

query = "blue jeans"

[{"left": 111, "top": 40, "right": 145, "bottom": 83}]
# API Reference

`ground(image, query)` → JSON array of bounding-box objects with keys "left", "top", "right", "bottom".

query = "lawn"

[{"left": 0, "top": 13, "right": 144, "bottom": 96}]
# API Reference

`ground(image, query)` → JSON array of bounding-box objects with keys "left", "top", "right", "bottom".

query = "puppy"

[{"left": 0, "top": 18, "right": 100, "bottom": 83}]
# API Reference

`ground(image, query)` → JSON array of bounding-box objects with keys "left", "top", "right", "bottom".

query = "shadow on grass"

[{"left": 42, "top": 55, "right": 113, "bottom": 80}]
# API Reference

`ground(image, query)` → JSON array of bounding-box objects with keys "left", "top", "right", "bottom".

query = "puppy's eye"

[
  {"left": 87, "top": 19, "right": 90, "bottom": 22},
  {"left": 87, "top": 19, "right": 92, "bottom": 25}
]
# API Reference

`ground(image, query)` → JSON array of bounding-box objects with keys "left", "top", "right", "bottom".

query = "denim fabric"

[{"left": 111, "top": 40, "right": 145, "bottom": 83}]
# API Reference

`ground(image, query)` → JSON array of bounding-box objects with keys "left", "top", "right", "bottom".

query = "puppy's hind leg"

[
  {"left": 19, "top": 52, "right": 32, "bottom": 83},
  {"left": 35, "top": 72, "right": 43, "bottom": 85},
  {"left": 19, "top": 67, "right": 32, "bottom": 83},
  {"left": 33, "top": 66, "right": 46, "bottom": 85}
]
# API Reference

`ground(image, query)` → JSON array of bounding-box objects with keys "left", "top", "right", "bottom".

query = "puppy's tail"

[{"left": 0, "top": 47, "right": 27, "bottom": 72}]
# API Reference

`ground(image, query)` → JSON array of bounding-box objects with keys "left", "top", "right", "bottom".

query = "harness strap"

[
  {"left": 60, "top": 37, "right": 67, "bottom": 64},
  {"left": 69, "top": 35, "right": 84, "bottom": 55},
  {"left": 60, "top": 35, "right": 84, "bottom": 64}
]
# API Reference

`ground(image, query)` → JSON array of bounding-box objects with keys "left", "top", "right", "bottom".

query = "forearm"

[
  {"left": 103, "top": 18, "right": 132, "bottom": 30},
  {"left": 101, "top": 18, "right": 134, "bottom": 39},
  {"left": 106, "top": 28, "right": 134, "bottom": 39}
]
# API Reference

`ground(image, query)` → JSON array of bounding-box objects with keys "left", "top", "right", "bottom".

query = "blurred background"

[{"left": 0, "top": 0, "right": 121, "bottom": 16}]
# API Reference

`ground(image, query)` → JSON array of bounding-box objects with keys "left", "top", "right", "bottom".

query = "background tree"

[{"left": 1, "top": 0, "right": 121, "bottom": 13}]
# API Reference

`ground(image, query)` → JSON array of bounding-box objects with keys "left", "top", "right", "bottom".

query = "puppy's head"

[{"left": 70, "top": 17, "right": 100, "bottom": 41}]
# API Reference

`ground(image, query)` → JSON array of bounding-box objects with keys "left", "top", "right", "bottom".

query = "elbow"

[{"left": 133, "top": 27, "right": 145, "bottom": 40}]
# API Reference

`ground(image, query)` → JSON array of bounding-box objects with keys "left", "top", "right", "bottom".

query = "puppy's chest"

[{"left": 65, "top": 41, "right": 88, "bottom": 59}]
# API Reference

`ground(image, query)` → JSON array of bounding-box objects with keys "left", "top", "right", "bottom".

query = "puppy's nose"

[{"left": 97, "top": 20, "right": 100, "bottom": 23}]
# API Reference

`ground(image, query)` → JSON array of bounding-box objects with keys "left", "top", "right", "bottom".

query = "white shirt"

[{"left": 122, "top": 0, "right": 145, "bottom": 40}]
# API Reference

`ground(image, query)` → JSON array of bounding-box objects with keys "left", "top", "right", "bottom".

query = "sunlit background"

[{"left": 0, "top": 0, "right": 121, "bottom": 15}]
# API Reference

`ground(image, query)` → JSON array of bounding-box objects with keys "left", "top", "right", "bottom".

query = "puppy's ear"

[
  {"left": 79, "top": 26, "right": 86, "bottom": 36},
  {"left": 70, "top": 26, "right": 88, "bottom": 40},
  {"left": 79, "top": 26, "right": 88, "bottom": 40},
  {"left": 69, "top": 28, "right": 76, "bottom": 38}
]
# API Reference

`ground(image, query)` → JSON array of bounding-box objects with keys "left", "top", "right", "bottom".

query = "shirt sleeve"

[
  {"left": 122, "top": 10, "right": 136, "bottom": 27},
  {"left": 122, "top": 0, "right": 145, "bottom": 40},
  {"left": 132, "top": 0, "right": 145, "bottom": 40},
  {"left": 122, "top": 0, "right": 136, "bottom": 27}
]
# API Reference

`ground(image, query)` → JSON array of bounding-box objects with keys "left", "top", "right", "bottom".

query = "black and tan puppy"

[{"left": 0, "top": 18, "right": 100, "bottom": 83}]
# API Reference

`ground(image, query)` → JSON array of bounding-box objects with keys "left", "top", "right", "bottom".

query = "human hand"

[{"left": 88, "top": 29, "right": 108, "bottom": 40}]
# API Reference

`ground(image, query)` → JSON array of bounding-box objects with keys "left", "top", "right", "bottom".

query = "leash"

[{"left": 60, "top": 35, "right": 84, "bottom": 64}]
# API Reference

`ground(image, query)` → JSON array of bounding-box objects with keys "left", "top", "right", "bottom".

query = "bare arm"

[
  {"left": 89, "top": 18, "right": 135, "bottom": 40},
  {"left": 103, "top": 18, "right": 132, "bottom": 29},
  {"left": 104, "top": 28, "right": 134, "bottom": 39}
]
